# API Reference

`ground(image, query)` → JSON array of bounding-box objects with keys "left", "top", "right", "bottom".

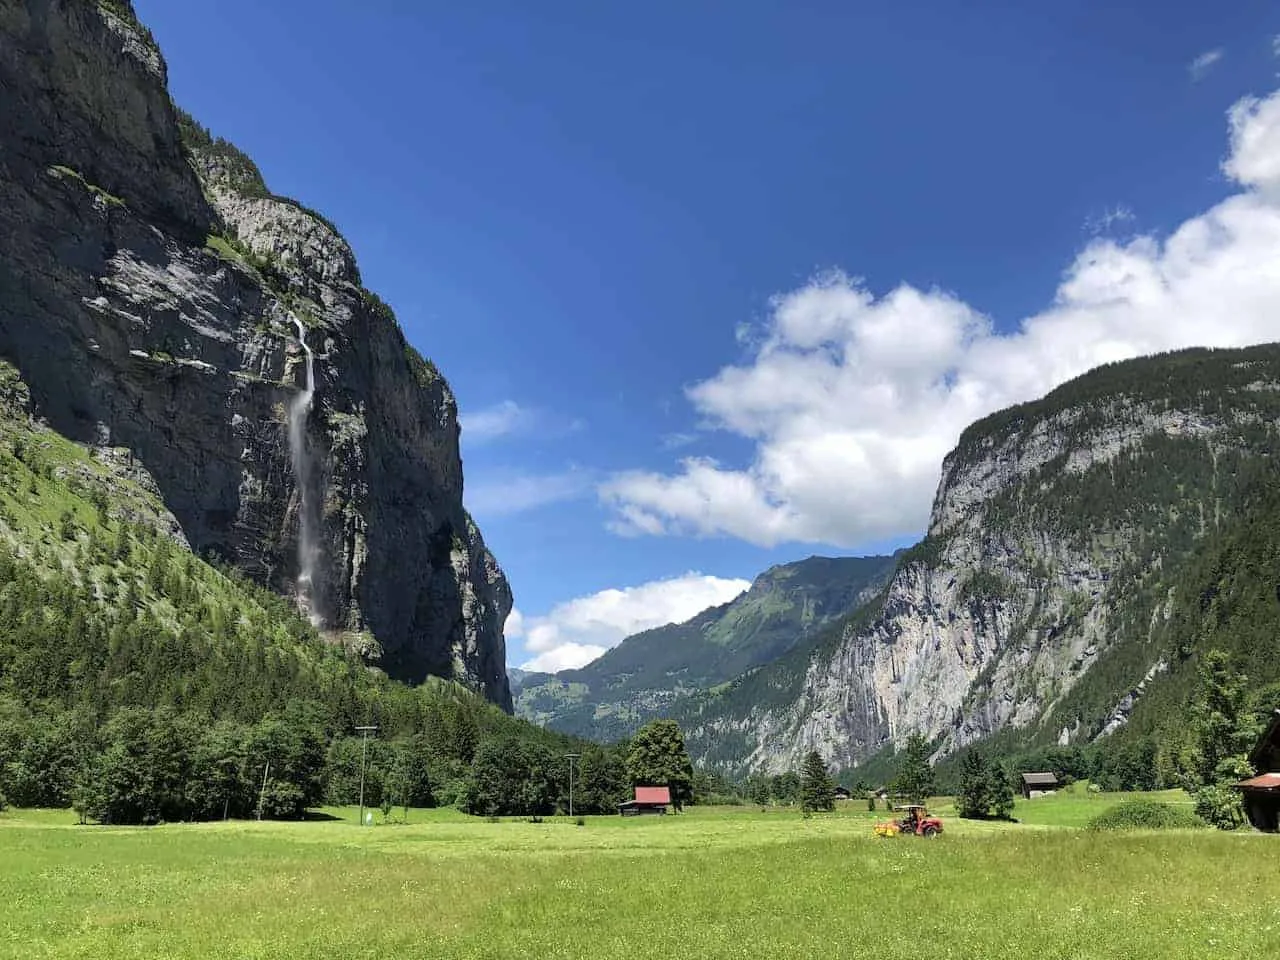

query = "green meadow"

[{"left": 2, "top": 789, "right": 1276, "bottom": 960}]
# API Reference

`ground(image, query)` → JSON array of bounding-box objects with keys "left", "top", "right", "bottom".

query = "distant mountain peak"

[{"left": 514, "top": 553, "right": 895, "bottom": 740}]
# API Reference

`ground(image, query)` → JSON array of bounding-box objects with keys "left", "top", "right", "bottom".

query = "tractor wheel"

[{"left": 923, "top": 825, "right": 939, "bottom": 838}]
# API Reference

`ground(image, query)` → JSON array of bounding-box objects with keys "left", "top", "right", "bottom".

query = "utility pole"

[
  {"left": 565, "top": 753, "right": 580, "bottom": 818},
  {"left": 355, "top": 725, "right": 379, "bottom": 827},
  {"left": 256, "top": 761, "right": 270, "bottom": 821}
]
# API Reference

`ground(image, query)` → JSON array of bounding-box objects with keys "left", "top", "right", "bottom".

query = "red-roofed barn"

[
  {"left": 1236, "top": 710, "right": 1280, "bottom": 832},
  {"left": 619, "top": 786, "right": 671, "bottom": 816}
]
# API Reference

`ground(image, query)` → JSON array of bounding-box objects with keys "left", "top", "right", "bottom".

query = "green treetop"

[
  {"left": 626, "top": 719, "right": 694, "bottom": 811},
  {"left": 800, "top": 751, "right": 836, "bottom": 813}
]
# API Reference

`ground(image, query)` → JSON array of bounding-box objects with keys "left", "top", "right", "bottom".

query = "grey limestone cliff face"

[
  {"left": 0, "top": 0, "right": 512, "bottom": 708},
  {"left": 685, "top": 358, "right": 1280, "bottom": 775}
]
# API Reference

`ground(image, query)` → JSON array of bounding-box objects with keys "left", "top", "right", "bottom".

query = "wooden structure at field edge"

[
  {"left": 619, "top": 786, "right": 671, "bottom": 816},
  {"left": 1020, "top": 772, "right": 1059, "bottom": 799},
  {"left": 1236, "top": 709, "right": 1280, "bottom": 833}
]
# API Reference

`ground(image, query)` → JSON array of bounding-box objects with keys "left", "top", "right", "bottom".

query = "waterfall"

[{"left": 288, "top": 316, "right": 322, "bottom": 627}]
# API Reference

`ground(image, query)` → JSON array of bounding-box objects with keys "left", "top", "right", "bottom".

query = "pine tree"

[
  {"left": 800, "top": 751, "right": 836, "bottom": 813},
  {"left": 893, "top": 733, "right": 935, "bottom": 803},
  {"left": 956, "top": 747, "right": 991, "bottom": 819},
  {"left": 988, "top": 761, "right": 1015, "bottom": 820}
]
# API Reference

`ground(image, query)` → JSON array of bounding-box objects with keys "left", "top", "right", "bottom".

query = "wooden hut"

[
  {"left": 1020, "top": 772, "right": 1059, "bottom": 799},
  {"left": 618, "top": 786, "right": 671, "bottom": 816},
  {"left": 1236, "top": 710, "right": 1280, "bottom": 832}
]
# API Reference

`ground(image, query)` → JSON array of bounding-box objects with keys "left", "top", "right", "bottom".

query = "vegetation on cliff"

[
  {"left": 0, "top": 361, "right": 602, "bottom": 821},
  {"left": 669, "top": 344, "right": 1280, "bottom": 782}
]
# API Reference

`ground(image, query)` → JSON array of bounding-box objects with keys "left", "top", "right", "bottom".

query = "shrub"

[
  {"left": 1087, "top": 800, "right": 1205, "bottom": 831},
  {"left": 574, "top": 816, "right": 585, "bottom": 827},
  {"left": 1193, "top": 784, "right": 1246, "bottom": 830}
]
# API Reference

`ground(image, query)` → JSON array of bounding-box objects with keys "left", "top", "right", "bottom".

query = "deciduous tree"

[{"left": 626, "top": 719, "right": 693, "bottom": 811}]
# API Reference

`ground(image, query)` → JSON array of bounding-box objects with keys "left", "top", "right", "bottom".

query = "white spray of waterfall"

[{"left": 288, "top": 316, "right": 322, "bottom": 627}]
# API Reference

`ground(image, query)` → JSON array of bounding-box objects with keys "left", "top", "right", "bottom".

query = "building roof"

[
  {"left": 1235, "top": 772, "right": 1280, "bottom": 791},
  {"left": 1249, "top": 710, "right": 1280, "bottom": 769},
  {"left": 633, "top": 786, "right": 671, "bottom": 805},
  {"left": 1021, "top": 772, "right": 1059, "bottom": 786}
]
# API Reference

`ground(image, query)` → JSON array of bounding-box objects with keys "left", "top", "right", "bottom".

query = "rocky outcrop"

[
  {"left": 0, "top": 0, "right": 512, "bottom": 708},
  {"left": 681, "top": 346, "right": 1280, "bottom": 774}
]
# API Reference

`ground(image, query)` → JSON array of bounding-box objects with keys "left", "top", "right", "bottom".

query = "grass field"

[{"left": 2, "top": 789, "right": 1276, "bottom": 959}]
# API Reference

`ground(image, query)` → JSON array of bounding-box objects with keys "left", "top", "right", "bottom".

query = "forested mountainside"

[
  {"left": 0, "top": 0, "right": 510, "bottom": 706},
  {"left": 515, "top": 555, "right": 895, "bottom": 742},
  {"left": 671, "top": 344, "right": 1280, "bottom": 778},
  {"left": 0, "top": 358, "right": 608, "bottom": 821}
]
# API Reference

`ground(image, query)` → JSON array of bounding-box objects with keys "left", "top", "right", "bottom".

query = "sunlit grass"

[{"left": 2, "top": 793, "right": 1276, "bottom": 960}]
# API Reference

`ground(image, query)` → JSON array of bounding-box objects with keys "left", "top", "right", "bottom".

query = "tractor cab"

[{"left": 892, "top": 804, "right": 943, "bottom": 837}]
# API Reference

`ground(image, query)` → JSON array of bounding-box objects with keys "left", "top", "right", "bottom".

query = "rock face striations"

[
  {"left": 677, "top": 345, "right": 1280, "bottom": 775},
  {"left": 0, "top": 0, "right": 512, "bottom": 708}
]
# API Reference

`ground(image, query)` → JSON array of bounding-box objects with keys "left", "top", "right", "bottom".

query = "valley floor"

[{"left": 1, "top": 792, "right": 1275, "bottom": 959}]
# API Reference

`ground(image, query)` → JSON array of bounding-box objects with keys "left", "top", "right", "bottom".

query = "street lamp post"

[
  {"left": 565, "top": 753, "right": 580, "bottom": 818},
  {"left": 355, "top": 725, "right": 379, "bottom": 826}
]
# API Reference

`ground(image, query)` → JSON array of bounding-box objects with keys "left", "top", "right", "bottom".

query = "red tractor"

[{"left": 875, "top": 804, "right": 943, "bottom": 838}]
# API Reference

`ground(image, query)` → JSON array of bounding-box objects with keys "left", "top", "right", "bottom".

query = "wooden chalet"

[
  {"left": 1236, "top": 709, "right": 1280, "bottom": 832},
  {"left": 1020, "top": 772, "right": 1059, "bottom": 799},
  {"left": 833, "top": 785, "right": 852, "bottom": 801},
  {"left": 618, "top": 786, "right": 671, "bottom": 816}
]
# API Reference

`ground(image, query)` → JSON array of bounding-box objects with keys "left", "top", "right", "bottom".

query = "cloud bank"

[
  {"left": 509, "top": 573, "right": 751, "bottom": 672},
  {"left": 602, "top": 88, "right": 1280, "bottom": 549}
]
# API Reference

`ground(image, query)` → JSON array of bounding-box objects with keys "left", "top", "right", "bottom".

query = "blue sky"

[{"left": 136, "top": 0, "right": 1280, "bottom": 671}]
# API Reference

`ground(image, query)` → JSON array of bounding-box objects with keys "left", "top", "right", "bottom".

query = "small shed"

[
  {"left": 618, "top": 786, "right": 671, "bottom": 816},
  {"left": 1020, "top": 772, "right": 1059, "bottom": 799},
  {"left": 1235, "top": 709, "right": 1280, "bottom": 832},
  {"left": 833, "top": 785, "right": 851, "bottom": 801}
]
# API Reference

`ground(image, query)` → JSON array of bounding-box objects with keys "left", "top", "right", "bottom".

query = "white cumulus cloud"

[
  {"left": 1189, "top": 48, "right": 1224, "bottom": 81},
  {"left": 510, "top": 573, "right": 752, "bottom": 672},
  {"left": 601, "top": 88, "right": 1280, "bottom": 549}
]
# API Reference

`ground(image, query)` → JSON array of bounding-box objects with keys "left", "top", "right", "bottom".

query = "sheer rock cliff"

[{"left": 0, "top": 0, "right": 512, "bottom": 708}]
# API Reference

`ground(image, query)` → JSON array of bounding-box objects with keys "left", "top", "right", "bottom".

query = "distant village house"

[
  {"left": 1236, "top": 709, "right": 1280, "bottom": 833},
  {"left": 1020, "top": 772, "right": 1059, "bottom": 799},
  {"left": 618, "top": 786, "right": 671, "bottom": 816}
]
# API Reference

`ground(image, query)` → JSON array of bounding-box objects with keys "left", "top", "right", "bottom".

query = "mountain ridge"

[
  {"left": 514, "top": 554, "right": 896, "bottom": 741},
  {"left": 670, "top": 344, "right": 1280, "bottom": 775}
]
